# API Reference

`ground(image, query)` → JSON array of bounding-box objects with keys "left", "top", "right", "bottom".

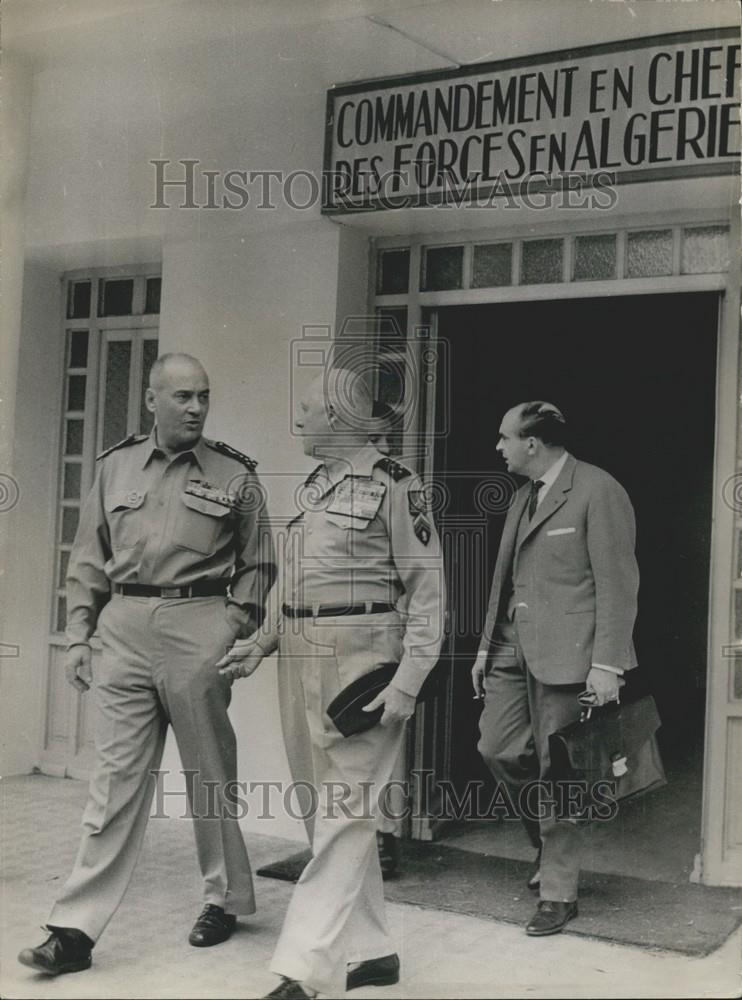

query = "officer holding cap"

[
  {"left": 19, "top": 353, "right": 276, "bottom": 976},
  {"left": 218, "top": 368, "right": 445, "bottom": 999}
]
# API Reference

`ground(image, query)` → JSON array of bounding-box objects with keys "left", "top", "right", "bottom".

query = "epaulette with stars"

[
  {"left": 205, "top": 439, "right": 257, "bottom": 471},
  {"left": 96, "top": 433, "right": 148, "bottom": 461},
  {"left": 374, "top": 456, "right": 412, "bottom": 482}
]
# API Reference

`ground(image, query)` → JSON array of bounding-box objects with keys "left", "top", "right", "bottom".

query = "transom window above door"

[{"left": 374, "top": 224, "right": 730, "bottom": 296}]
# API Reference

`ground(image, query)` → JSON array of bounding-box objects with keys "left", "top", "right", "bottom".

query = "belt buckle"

[{"left": 161, "top": 587, "right": 182, "bottom": 598}]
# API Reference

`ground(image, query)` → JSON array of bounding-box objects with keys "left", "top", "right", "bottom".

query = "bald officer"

[
  {"left": 19, "top": 353, "right": 276, "bottom": 976},
  {"left": 218, "top": 369, "right": 445, "bottom": 999},
  {"left": 273, "top": 419, "right": 406, "bottom": 882}
]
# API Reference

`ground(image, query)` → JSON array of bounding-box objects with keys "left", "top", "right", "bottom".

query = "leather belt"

[
  {"left": 282, "top": 602, "right": 395, "bottom": 619},
  {"left": 113, "top": 581, "right": 229, "bottom": 599}
]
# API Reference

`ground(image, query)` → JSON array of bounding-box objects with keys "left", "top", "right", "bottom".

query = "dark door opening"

[{"left": 430, "top": 293, "right": 718, "bottom": 880}]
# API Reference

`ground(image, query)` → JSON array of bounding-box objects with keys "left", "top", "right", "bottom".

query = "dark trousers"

[{"left": 477, "top": 619, "right": 585, "bottom": 901}]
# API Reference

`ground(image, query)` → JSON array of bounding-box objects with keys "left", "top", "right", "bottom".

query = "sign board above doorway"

[{"left": 322, "top": 28, "right": 740, "bottom": 213}]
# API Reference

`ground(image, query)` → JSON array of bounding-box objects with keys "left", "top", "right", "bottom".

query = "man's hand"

[
  {"left": 216, "top": 640, "right": 266, "bottom": 681},
  {"left": 224, "top": 602, "right": 250, "bottom": 638},
  {"left": 471, "top": 654, "right": 486, "bottom": 700},
  {"left": 364, "top": 683, "right": 416, "bottom": 727},
  {"left": 585, "top": 666, "right": 623, "bottom": 706},
  {"left": 65, "top": 645, "right": 92, "bottom": 693}
]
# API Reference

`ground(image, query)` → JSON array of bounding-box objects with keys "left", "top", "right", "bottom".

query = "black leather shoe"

[
  {"left": 526, "top": 900, "right": 578, "bottom": 936},
  {"left": 377, "top": 832, "right": 401, "bottom": 879},
  {"left": 527, "top": 850, "right": 542, "bottom": 892},
  {"left": 347, "top": 952, "right": 400, "bottom": 991},
  {"left": 18, "top": 927, "right": 93, "bottom": 975},
  {"left": 188, "top": 904, "right": 236, "bottom": 947},
  {"left": 263, "top": 978, "right": 314, "bottom": 999}
]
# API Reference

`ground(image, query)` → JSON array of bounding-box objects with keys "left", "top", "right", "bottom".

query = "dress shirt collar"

[{"left": 535, "top": 450, "right": 569, "bottom": 497}]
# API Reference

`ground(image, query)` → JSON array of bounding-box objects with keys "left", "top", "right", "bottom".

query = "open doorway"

[{"left": 431, "top": 292, "right": 719, "bottom": 883}]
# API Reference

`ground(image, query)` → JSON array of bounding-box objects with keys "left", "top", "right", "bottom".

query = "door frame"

[{"left": 366, "top": 219, "right": 739, "bottom": 885}]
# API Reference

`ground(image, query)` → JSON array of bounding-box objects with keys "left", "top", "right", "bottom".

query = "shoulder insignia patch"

[
  {"left": 407, "top": 487, "right": 432, "bottom": 545},
  {"left": 205, "top": 440, "right": 257, "bottom": 471},
  {"left": 407, "top": 489, "right": 428, "bottom": 517},
  {"left": 407, "top": 489, "right": 433, "bottom": 545},
  {"left": 412, "top": 514, "right": 432, "bottom": 546},
  {"left": 374, "top": 456, "right": 412, "bottom": 482},
  {"left": 96, "top": 433, "right": 147, "bottom": 461}
]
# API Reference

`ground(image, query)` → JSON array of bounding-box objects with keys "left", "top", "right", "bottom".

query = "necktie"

[{"left": 528, "top": 480, "right": 544, "bottom": 520}]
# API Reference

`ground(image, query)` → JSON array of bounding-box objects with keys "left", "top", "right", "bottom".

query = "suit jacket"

[{"left": 478, "top": 454, "right": 639, "bottom": 684}]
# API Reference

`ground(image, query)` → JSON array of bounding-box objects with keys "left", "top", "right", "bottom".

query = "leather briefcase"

[
  {"left": 327, "top": 662, "right": 439, "bottom": 738},
  {"left": 549, "top": 695, "right": 667, "bottom": 810}
]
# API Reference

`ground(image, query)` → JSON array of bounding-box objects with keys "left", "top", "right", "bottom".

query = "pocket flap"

[
  {"left": 325, "top": 512, "right": 370, "bottom": 530},
  {"left": 105, "top": 489, "right": 146, "bottom": 512},
  {"left": 181, "top": 493, "right": 231, "bottom": 517}
]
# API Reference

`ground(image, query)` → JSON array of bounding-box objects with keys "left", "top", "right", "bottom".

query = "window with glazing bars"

[{"left": 54, "top": 272, "right": 160, "bottom": 633}]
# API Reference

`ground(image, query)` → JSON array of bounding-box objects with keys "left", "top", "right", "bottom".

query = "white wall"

[
  {"left": 155, "top": 221, "right": 367, "bottom": 838},
  {"left": 1, "top": 262, "right": 63, "bottom": 775},
  {"left": 0, "top": 53, "right": 34, "bottom": 774},
  {"left": 4, "top": 0, "right": 739, "bottom": 832},
  {"left": 335, "top": 227, "right": 372, "bottom": 335},
  {"left": 2, "top": 218, "right": 370, "bottom": 845}
]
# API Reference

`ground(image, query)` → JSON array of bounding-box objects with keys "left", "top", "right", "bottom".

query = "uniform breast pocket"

[
  {"left": 176, "top": 493, "right": 231, "bottom": 554},
  {"left": 324, "top": 513, "right": 371, "bottom": 530},
  {"left": 325, "top": 509, "right": 387, "bottom": 554},
  {"left": 104, "top": 490, "right": 146, "bottom": 550}
]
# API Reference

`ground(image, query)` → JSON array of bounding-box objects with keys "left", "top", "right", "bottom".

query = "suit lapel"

[
  {"left": 494, "top": 485, "right": 529, "bottom": 591},
  {"left": 517, "top": 454, "right": 576, "bottom": 550}
]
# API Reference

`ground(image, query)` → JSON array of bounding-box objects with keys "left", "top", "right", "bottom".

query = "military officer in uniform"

[
  {"left": 19, "top": 353, "right": 276, "bottom": 976},
  {"left": 367, "top": 415, "right": 406, "bottom": 878},
  {"left": 272, "top": 414, "right": 406, "bottom": 882},
  {"left": 218, "top": 368, "right": 445, "bottom": 998}
]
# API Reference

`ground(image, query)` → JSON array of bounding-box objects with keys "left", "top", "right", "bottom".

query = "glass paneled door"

[
  {"left": 97, "top": 330, "right": 158, "bottom": 454},
  {"left": 44, "top": 324, "right": 158, "bottom": 779}
]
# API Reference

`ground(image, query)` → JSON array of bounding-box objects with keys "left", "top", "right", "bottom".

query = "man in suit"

[{"left": 472, "top": 401, "right": 639, "bottom": 936}]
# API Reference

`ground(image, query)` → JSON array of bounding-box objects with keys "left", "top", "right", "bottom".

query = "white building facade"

[{"left": 1, "top": 0, "right": 740, "bottom": 889}]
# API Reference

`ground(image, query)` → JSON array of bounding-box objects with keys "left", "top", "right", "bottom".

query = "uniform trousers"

[
  {"left": 277, "top": 646, "right": 405, "bottom": 844},
  {"left": 477, "top": 619, "right": 585, "bottom": 902},
  {"left": 48, "top": 594, "right": 255, "bottom": 941},
  {"left": 271, "top": 611, "right": 406, "bottom": 996}
]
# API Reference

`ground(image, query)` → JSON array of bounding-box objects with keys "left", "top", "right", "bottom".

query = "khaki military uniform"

[
  {"left": 49, "top": 431, "right": 275, "bottom": 941},
  {"left": 270, "top": 444, "right": 445, "bottom": 997}
]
